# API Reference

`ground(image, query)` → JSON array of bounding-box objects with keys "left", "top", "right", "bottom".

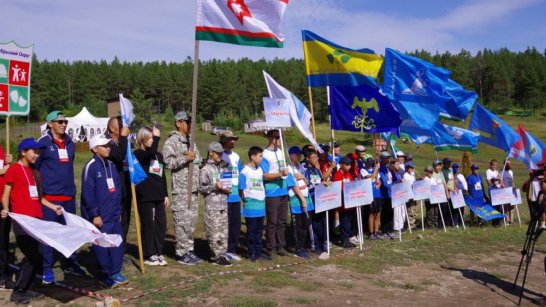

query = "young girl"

[
  {"left": 332, "top": 156, "right": 355, "bottom": 248},
  {"left": 134, "top": 126, "right": 169, "bottom": 266},
  {"left": 199, "top": 142, "right": 232, "bottom": 266},
  {"left": 1, "top": 138, "right": 62, "bottom": 304}
]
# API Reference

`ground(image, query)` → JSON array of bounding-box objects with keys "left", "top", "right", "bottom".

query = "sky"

[{"left": 1, "top": 0, "right": 545, "bottom": 62}]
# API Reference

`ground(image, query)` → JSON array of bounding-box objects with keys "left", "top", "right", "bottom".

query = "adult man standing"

[
  {"left": 106, "top": 117, "right": 132, "bottom": 242},
  {"left": 219, "top": 131, "right": 243, "bottom": 262},
  {"left": 36, "top": 111, "right": 85, "bottom": 284},
  {"left": 378, "top": 151, "right": 394, "bottom": 238},
  {"left": 261, "top": 129, "right": 294, "bottom": 256},
  {"left": 163, "top": 112, "right": 201, "bottom": 265},
  {"left": 441, "top": 158, "right": 459, "bottom": 227}
]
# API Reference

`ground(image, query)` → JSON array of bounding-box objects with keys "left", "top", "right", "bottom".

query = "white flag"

[
  {"left": 9, "top": 210, "right": 122, "bottom": 258},
  {"left": 119, "top": 93, "right": 135, "bottom": 127},
  {"left": 263, "top": 71, "right": 322, "bottom": 153}
]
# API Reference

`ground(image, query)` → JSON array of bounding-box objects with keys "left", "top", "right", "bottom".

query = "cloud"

[{"left": 0, "top": 0, "right": 543, "bottom": 62}]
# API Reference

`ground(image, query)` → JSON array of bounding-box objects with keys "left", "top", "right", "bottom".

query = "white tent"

[{"left": 40, "top": 107, "right": 110, "bottom": 142}]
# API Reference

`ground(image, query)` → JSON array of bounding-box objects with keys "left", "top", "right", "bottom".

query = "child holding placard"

[
  {"left": 305, "top": 150, "right": 328, "bottom": 253},
  {"left": 333, "top": 156, "right": 355, "bottom": 248}
]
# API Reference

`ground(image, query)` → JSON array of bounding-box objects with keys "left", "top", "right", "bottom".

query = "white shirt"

[
  {"left": 287, "top": 164, "right": 309, "bottom": 197},
  {"left": 403, "top": 172, "right": 415, "bottom": 185},
  {"left": 240, "top": 165, "right": 265, "bottom": 201},
  {"left": 486, "top": 169, "right": 499, "bottom": 183},
  {"left": 455, "top": 173, "right": 468, "bottom": 191}
]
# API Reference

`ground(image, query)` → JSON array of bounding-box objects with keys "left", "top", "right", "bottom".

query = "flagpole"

[
  {"left": 307, "top": 86, "right": 317, "bottom": 139},
  {"left": 131, "top": 184, "right": 145, "bottom": 273},
  {"left": 187, "top": 40, "right": 200, "bottom": 208}
]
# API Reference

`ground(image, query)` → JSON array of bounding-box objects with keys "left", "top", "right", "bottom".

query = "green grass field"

[{"left": 1, "top": 112, "right": 545, "bottom": 305}]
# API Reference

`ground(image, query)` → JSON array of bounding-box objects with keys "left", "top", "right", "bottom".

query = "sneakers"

[
  {"left": 157, "top": 255, "right": 168, "bottom": 266},
  {"left": 225, "top": 252, "right": 242, "bottom": 262},
  {"left": 145, "top": 255, "right": 161, "bottom": 266},
  {"left": 10, "top": 290, "right": 30, "bottom": 305},
  {"left": 248, "top": 251, "right": 257, "bottom": 262},
  {"left": 24, "top": 289, "right": 45, "bottom": 299},
  {"left": 349, "top": 236, "right": 360, "bottom": 245},
  {"left": 540, "top": 222, "right": 546, "bottom": 230},
  {"left": 342, "top": 240, "right": 356, "bottom": 249},
  {"left": 257, "top": 252, "right": 272, "bottom": 261},
  {"left": 0, "top": 277, "right": 15, "bottom": 289},
  {"left": 101, "top": 276, "right": 119, "bottom": 289},
  {"left": 112, "top": 273, "right": 129, "bottom": 285},
  {"left": 189, "top": 251, "right": 203, "bottom": 263},
  {"left": 63, "top": 263, "right": 86, "bottom": 276},
  {"left": 276, "top": 248, "right": 287, "bottom": 257},
  {"left": 177, "top": 253, "right": 199, "bottom": 266},
  {"left": 42, "top": 269, "right": 56, "bottom": 285},
  {"left": 213, "top": 256, "right": 232, "bottom": 267},
  {"left": 295, "top": 249, "right": 311, "bottom": 259},
  {"left": 369, "top": 234, "right": 379, "bottom": 241}
]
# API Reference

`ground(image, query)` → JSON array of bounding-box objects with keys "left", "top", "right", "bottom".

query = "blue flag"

[
  {"left": 464, "top": 195, "right": 505, "bottom": 221},
  {"left": 127, "top": 141, "right": 147, "bottom": 185},
  {"left": 383, "top": 48, "right": 452, "bottom": 129},
  {"left": 510, "top": 124, "right": 546, "bottom": 170},
  {"left": 401, "top": 121, "right": 479, "bottom": 152},
  {"left": 440, "top": 78, "right": 478, "bottom": 121},
  {"left": 329, "top": 84, "right": 402, "bottom": 134},
  {"left": 469, "top": 103, "right": 521, "bottom": 153}
]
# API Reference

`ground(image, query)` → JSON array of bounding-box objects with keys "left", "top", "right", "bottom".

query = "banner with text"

[
  {"left": 263, "top": 97, "right": 291, "bottom": 128},
  {"left": 314, "top": 181, "right": 342, "bottom": 213},
  {"left": 0, "top": 41, "right": 33, "bottom": 115},
  {"left": 430, "top": 184, "right": 448, "bottom": 204},
  {"left": 412, "top": 179, "right": 431, "bottom": 201},
  {"left": 343, "top": 179, "right": 373, "bottom": 209},
  {"left": 392, "top": 181, "right": 412, "bottom": 208},
  {"left": 490, "top": 187, "right": 515, "bottom": 206}
]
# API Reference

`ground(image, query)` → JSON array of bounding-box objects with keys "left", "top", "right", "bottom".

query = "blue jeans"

[
  {"left": 227, "top": 202, "right": 241, "bottom": 254},
  {"left": 42, "top": 199, "right": 78, "bottom": 272},
  {"left": 93, "top": 221, "right": 125, "bottom": 278},
  {"left": 311, "top": 211, "right": 326, "bottom": 252},
  {"left": 340, "top": 210, "right": 353, "bottom": 242},
  {"left": 245, "top": 217, "right": 264, "bottom": 255}
]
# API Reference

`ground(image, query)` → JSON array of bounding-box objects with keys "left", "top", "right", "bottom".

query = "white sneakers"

[
  {"left": 224, "top": 252, "right": 242, "bottom": 262},
  {"left": 144, "top": 255, "right": 168, "bottom": 266}
]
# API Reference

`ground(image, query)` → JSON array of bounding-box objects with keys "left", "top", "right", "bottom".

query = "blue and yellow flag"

[{"left": 302, "top": 30, "right": 383, "bottom": 87}]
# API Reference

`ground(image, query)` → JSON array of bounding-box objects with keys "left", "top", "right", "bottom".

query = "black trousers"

[
  {"left": 227, "top": 202, "right": 241, "bottom": 254},
  {"left": 121, "top": 193, "right": 133, "bottom": 242},
  {"left": 265, "top": 196, "right": 288, "bottom": 250},
  {"left": 380, "top": 198, "right": 393, "bottom": 233},
  {"left": 138, "top": 201, "right": 167, "bottom": 258},
  {"left": 340, "top": 210, "right": 353, "bottom": 242},
  {"left": 294, "top": 213, "right": 309, "bottom": 250},
  {"left": 0, "top": 218, "right": 11, "bottom": 279},
  {"left": 13, "top": 223, "right": 41, "bottom": 291}
]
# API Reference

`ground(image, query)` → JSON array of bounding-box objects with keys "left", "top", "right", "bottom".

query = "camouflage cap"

[
  {"left": 208, "top": 141, "right": 224, "bottom": 153},
  {"left": 175, "top": 111, "right": 191, "bottom": 122}
]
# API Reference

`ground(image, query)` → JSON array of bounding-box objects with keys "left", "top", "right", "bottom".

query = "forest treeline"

[{"left": 28, "top": 47, "right": 546, "bottom": 129}]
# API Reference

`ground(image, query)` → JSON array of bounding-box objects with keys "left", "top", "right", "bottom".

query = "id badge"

[
  {"left": 58, "top": 149, "right": 69, "bottom": 163},
  {"left": 475, "top": 182, "right": 482, "bottom": 190},
  {"left": 29, "top": 185, "right": 39, "bottom": 200},
  {"left": 0, "top": 159, "right": 3, "bottom": 169},
  {"left": 106, "top": 178, "right": 116, "bottom": 193},
  {"left": 231, "top": 168, "right": 239, "bottom": 186},
  {"left": 310, "top": 175, "right": 321, "bottom": 185},
  {"left": 149, "top": 160, "right": 163, "bottom": 177}
]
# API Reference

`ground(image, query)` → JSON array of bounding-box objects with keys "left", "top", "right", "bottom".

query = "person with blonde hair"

[
  {"left": 461, "top": 151, "right": 473, "bottom": 178},
  {"left": 133, "top": 126, "right": 169, "bottom": 266}
]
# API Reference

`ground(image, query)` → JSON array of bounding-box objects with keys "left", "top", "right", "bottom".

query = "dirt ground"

[{"left": 1, "top": 246, "right": 544, "bottom": 306}]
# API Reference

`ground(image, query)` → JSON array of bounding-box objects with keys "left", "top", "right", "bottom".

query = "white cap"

[
  {"left": 89, "top": 135, "right": 111, "bottom": 150},
  {"left": 396, "top": 150, "right": 405, "bottom": 157},
  {"left": 355, "top": 145, "right": 366, "bottom": 152}
]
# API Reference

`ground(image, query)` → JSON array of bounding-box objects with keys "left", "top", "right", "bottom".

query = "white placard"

[
  {"left": 391, "top": 181, "right": 412, "bottom": 208},
  {"left": 314, "top": 181, "right": 342, "bottom": 213},
  {"left": 412, "top": 179, "right": 431, "bottom": 201},
  {"left": 450, "top": 190, "right": 466, "bottom": 209},
  {"left": 430, "top": 184, "right": 448, "bottom": 204},
  {"left": 511, "top": 189, "right": 522, "bottom": 206},
  {"left": 490, "top": 187, "right": 514, "bottom": 206},
  {"left": 263, "top": 97, "right": 292, "bottom": 128},
  {"left": 343, "top": 179, "right": 373, "bottom": 209}
]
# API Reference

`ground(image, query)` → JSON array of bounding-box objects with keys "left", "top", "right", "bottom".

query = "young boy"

[
  {"left": 199, "top": 142, "right": 232, "bottom": 266},
  {"left": 287, "top": 146, "right": 312, "bottom": 259},
  {"left": 239, "top": 146, "right": 271, "bottom": 261},
  {"left": 81, "top": 135, "right": 127, "bottom": 288},
  {"left": 332, "top": 156, "right": 356, "bottom": 248},
  {"left": 305, "top": 150, "right": 327, "bottom": 253}
]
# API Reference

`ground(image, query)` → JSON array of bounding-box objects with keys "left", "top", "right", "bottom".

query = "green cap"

[{"left": 46, "top": 111, "right": 65, "bottom": 122}]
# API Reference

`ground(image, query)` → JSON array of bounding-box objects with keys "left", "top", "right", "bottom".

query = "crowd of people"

[{"left": 0, "top": 110, "right": 544, "bottom": 304}]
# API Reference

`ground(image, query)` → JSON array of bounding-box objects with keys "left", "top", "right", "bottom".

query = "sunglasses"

[{"left": 53, "top": 120, "right": 68, "bottom": 125}]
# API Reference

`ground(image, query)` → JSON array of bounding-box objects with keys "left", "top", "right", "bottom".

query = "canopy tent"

[{"left": 40, "top": 107, "right": 109, "bottom": 142}]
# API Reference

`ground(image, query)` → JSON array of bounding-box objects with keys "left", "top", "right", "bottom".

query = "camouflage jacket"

[
  {"left": 199, "top": 159, "right": 229, "bottom": 211},
  {"left": 163, "top": 131, "right": 201, "bottom": 195}
]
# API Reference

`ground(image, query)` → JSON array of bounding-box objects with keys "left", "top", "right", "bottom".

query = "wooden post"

[
  {"left": 131, "top": 184, "right": 145, "bottom": 273},
  {"left": 187, "top": 40, "right": 200, "bottom": 208},
  {"left": 6, "top": 115, "right": 9, "bottom": 155}
]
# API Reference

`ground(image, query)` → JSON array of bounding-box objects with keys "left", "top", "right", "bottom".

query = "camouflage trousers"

[
  {"left": 406, "top": 200, "right": 419, "bottom": 229},
  {"left": 204, "top": 207, "right": 228, "bottom": 260},
  {"left": 172, "top": 193, "right": 199, "bottom": 257}
]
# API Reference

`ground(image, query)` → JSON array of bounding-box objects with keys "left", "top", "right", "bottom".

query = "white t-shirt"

[
  {"left": 240, "top": 165, "right": 265, "bottom": 201},
  {"left": 486, "top": 169, "right": 499, "bottom": 183},
  {"left": 222, "top": 151, "right": 241, "bottom": 186},
  {"left": 262, "top": 148, "right": 286, "bottom": 174},
  {"left": 455, "top": 173, "right": 468, "bottom": 191},
  {"left": 403, "top": 172, "right": 415, "bottom": 185},
  {"left": 288, "top": 165, "right": 309, "bottom": 197}
]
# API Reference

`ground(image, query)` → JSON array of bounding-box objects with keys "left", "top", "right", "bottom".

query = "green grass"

[{"left": 226, "top": 296, "right": 277, "bottom": 307}]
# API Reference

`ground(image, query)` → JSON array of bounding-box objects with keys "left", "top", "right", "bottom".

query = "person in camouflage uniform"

[
  {"left": 163, "top": 111, "right": 202, "bottom": 265},
  {"left": 199, "top": 142, "right": 232, "bottom": 266}
]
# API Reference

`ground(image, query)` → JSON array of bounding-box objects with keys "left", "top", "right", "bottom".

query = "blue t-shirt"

[
  {"left": 222, "top": 151, "right": 243, "bottom": 203},
  {"left": 378, "top": 165, "right": 392, "bottom": 199},
  {"left": 466, "top": 173, "right": 484, "bottom": 200},
  {"left": 239, "top": 166, "right": 266, "bottom": 218},
  {"left": 260, "top": 156, "right": 295, "bottom": 197}
]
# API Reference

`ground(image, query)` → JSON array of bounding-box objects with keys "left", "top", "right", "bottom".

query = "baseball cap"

[
  {"left": 452, "top": 163, "right": 459, "bottom": 172},
  {"left": 219, "top": 131, "right": 239, "bottom": 143},
  {"left": 380, "top": 151, "right": 390, "bottom": 159},
  {"left": 18, "top": 138, "right": 46, "bottom": 152},
  {"left": 471, "top": 164, "right": 480, "bottom": 170},
  {"left": 208, "top": 141, "right": 224, "bottom": 153},
  {"left": 396, "top": 151, "right": 405, "bottom": 157},
  {"left": 432, "top": 160, "right": 442, "bottom": 166},
  {"left": 404, "top": 162, "right": 416, "bottom": 169},
  {"left": 319, "top": 143, "right": 330, "bottom": 151},
  {"left": 365, "top": 157, "right": 374, "bottom": 164},
  {"left": 355, "top": 145, "right": 366, "bottom": 152},
  {"left": 175, "top": 111, "right": 191, "bottom": 122},
  {"left": 424, "top": 166, "right": 434, "bottom": 173},
  {"left": 405, "top": 154, "right": 413, "bottom": 161},
  {"left": 89, "top": 135, "right": 111, "bottom": 150},
  {"left": 340, "top": 156, "right": 353, "bottom": 165},
  {"left": 331, "top": 141, "right": 340, "bottom": 148},
  {"left": 442, "top": 157, "right": 451, "bottom": 164},
  {"left": 46, "top": 111, "right": 65, "bottom": 122},
  {"left": 288, "top": 146, "right": 302, "bottom": 155}
]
